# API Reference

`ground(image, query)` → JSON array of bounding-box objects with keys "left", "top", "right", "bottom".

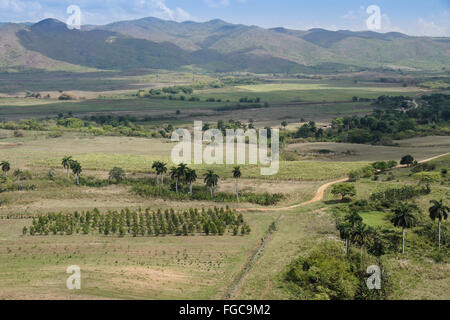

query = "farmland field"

[{"left": 0, "top": 69, "right": 449, "bottom": 301}]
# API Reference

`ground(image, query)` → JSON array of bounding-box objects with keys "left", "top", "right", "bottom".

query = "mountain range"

[{"left": 0, "top": 17, "right": 448, "bottom": 73}]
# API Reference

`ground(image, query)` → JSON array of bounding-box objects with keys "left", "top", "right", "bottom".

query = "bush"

[
  {"left": 48, "top": 131, "right": 63, "bottom": 138},
  {"left": 58, "top": 92, "right": 75, "bottom": 100},
  {"left": 331, "top": 183, "right": 357, "bottom": 201},
  {"left": 285, "top": 241, "right": 359, "bottom": 300},
  {"left": 132, "top": 183, "right": 283, "bottom": 205}
]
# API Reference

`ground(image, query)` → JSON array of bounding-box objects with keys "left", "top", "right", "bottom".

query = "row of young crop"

[{"left": 23, "top": 207, "right": 251, "bottom": 237}]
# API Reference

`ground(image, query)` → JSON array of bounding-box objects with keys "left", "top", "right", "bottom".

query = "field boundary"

[{"left": 226, "top": 214, "right": 283, "bottom": 299}]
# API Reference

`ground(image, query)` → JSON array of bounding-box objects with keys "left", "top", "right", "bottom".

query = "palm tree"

[
  {"left": 13, "top": 169, "right": 24, "bottom": 190},
  {"left": 204, "top": 170, "right": 219, "bottom": 199},
  {"left": 345, "top": 211, "right": 363, "bottom": 227},
  {"left": 429, "top": 199, "right": 449, "bottom": 251},
  {"left": 391, "top": 203, "right": 418, "bottom": 254},
  {"left": 232, "top": 166, "right": 242, "bottom": 202},
  {"left": 160, "top": 162, "right": 167, "bottom": 185},
  {"left": 152, "top": 161, "right": 161, "bottom": 185},
  {"left": 338, "top": 221, "right": 352, "bottom": 255},
  {"left": 337, "top": 212, "right": 364, "bottom": 256},
  {"left": 177, "top": 163, "right": 189, "bottom": 191},
  {"left": 170, "top": 167, "right": 179, "bottom": 193},
  {"left": 61, "top": 156, "right": 73, "bottom": 178},
  {"left": 185, "top": 169, "right": 197, "bottom": 195},
  {"left": 1, "top": 160, "right": 10, "bottom": 177},
  {"left": 351, "top": 222, "right": 371, "bottom": 261},
  {"left": 71, "top": 161, "right": 82, "bottom": 185}
]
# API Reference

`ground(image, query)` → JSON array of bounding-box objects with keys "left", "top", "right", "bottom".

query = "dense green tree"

[
  {"left": 400, "top": 155, "right": 415, "bottom": 166},
  {"left": 109, "top": 167, "right": 125, "bottom": 183},
  {"left": 331, "top": 183, "right": 357, "bottom": 201}
]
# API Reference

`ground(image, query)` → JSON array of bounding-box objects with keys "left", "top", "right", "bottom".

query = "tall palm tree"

[
  {"left": 71, "top": 161, "right": 82, "bottom": 185},
  {"left": 61, "top": 156, "right": 73, "bottom": 178},
  {"left": 391, "top": 203, "right": 418, "bottom": 254},
  {"left": 13, "top": 169, "right": 24, "bottom": 190},
  {"left": 338, "top": 221, "right": 352, "bottom": 255},
  {"left": 170, "top": 167, "right": 179, "bottom": 194},
  {"left": 185, "top": 169, "right": 197, "bottom": 195},
  {"left": 1, "top": 160, "right": 10, "bottom": 177},
  {"left": 345, "top": 211, "right": 363, "bottom": 227},
  {"left": 152, "top": 161, "right": 161, "bottom": 185},
  {"left": 204, "top": 170, "right": 219, "bottom": 199},
  {"left": 232, "top": 166, "right": 242, "bottom": 202},
  {"left": 177, "top": 163, "right": 189, "bottom": 191},
  {"left": 351, "top": 222, "right": 371, "bottom": 262},
  {"left": 429, "top": 199, "right": 449, "bottom": 251},
  {"left": 160, "top": 162, "right": 167, "bottom": 185}
]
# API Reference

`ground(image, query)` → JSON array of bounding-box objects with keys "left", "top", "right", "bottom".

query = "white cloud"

[
  {"left": 204, "top": 0, "right": 230, "bottom": 8},
  {"left": 417, "top": 18, "right": 448, "bottom": 36},
  {"left": 134, "top": 0, "right": 194, "bottom": 22},
  {"left": 0, "top": 0, "right": 194, "bottom": 24}
]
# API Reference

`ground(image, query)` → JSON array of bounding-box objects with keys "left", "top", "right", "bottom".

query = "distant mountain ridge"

[{"left": 0, "top": 17, "right": 448, "bottom": 73}]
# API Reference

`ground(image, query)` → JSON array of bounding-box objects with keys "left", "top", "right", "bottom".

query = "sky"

[{"left": 0, "top": 0, "right": 449, "bottom": 36}]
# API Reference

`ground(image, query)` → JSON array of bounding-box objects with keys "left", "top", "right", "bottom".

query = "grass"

[
  {"left": 0, "top": 131, "right": 369, "bottom": 181},
  {"left": 196, "top": 80, "right": 422, "bottom": 103},
  {"left": 359, "top": 211, "right": 390, "bottom": 227},
  {"left": 235, "top": 204, "right": 337, "bottom": 299},
  {"left": 0, "top": 210, "right": 275, "bottom": 299}
]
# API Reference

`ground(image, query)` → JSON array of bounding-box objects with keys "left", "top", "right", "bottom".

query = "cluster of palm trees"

[
  {"left": 61, "top": 156, "right": 82, "bottom": 185},
  {"left": 337, "top": 211, "right": 367, "bottom": 256},
  {"left": 1, "top": 160, "right": 28, "bottom": 189},
  {"left": 152, "top": 161, "right": 167, "bottom": 186},
  {"left": 152, "top": 161, "right": 243, "bottom": 200},
  {"left": 339, "top": 200, "right": 449, "bottom": 255},
  {"left": 391, "top": 200, "right": 448, "bottom": 253}
]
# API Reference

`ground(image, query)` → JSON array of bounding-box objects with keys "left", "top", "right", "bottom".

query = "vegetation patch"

[{"left": 22, "top": 206, "right": 251, "bottom": 237}]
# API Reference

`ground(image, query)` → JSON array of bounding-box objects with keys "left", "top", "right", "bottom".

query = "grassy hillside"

[
  {"left": 0, "top": 23, "right": 94, "bottom": 72},
  {"left": 0, "top": 17, "right": 446, "bottom": 73}
]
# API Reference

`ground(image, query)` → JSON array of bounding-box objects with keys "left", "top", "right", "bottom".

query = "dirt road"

[{"left": 237, "top": 152, "right": 450, "bottom": 213}]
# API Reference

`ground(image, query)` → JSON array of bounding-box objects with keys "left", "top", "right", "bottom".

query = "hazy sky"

[{"left": 0, "top": 0, "right": 449, "bottom": 36}]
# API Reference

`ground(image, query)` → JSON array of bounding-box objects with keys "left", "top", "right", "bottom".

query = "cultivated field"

[{"left": 0, "top": 71, "right": 448, "bottom": 300}]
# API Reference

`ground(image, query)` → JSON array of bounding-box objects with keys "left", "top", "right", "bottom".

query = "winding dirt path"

[
  {"left": 237, "top": 152, "right": 450, "bottom": 213},
  {"left": 395, "top": 152, "right": 450, "bottom": 168},
  {"left": 236, "top": 177, "right": 348, "bottom": 212},
  {"left": 418, "top": 153, "right": 450, "bottom": 163}
]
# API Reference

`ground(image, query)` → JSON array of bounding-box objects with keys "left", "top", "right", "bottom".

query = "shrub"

[{"left": 285, "top": 241, "right": 359, "bottom": 300}]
